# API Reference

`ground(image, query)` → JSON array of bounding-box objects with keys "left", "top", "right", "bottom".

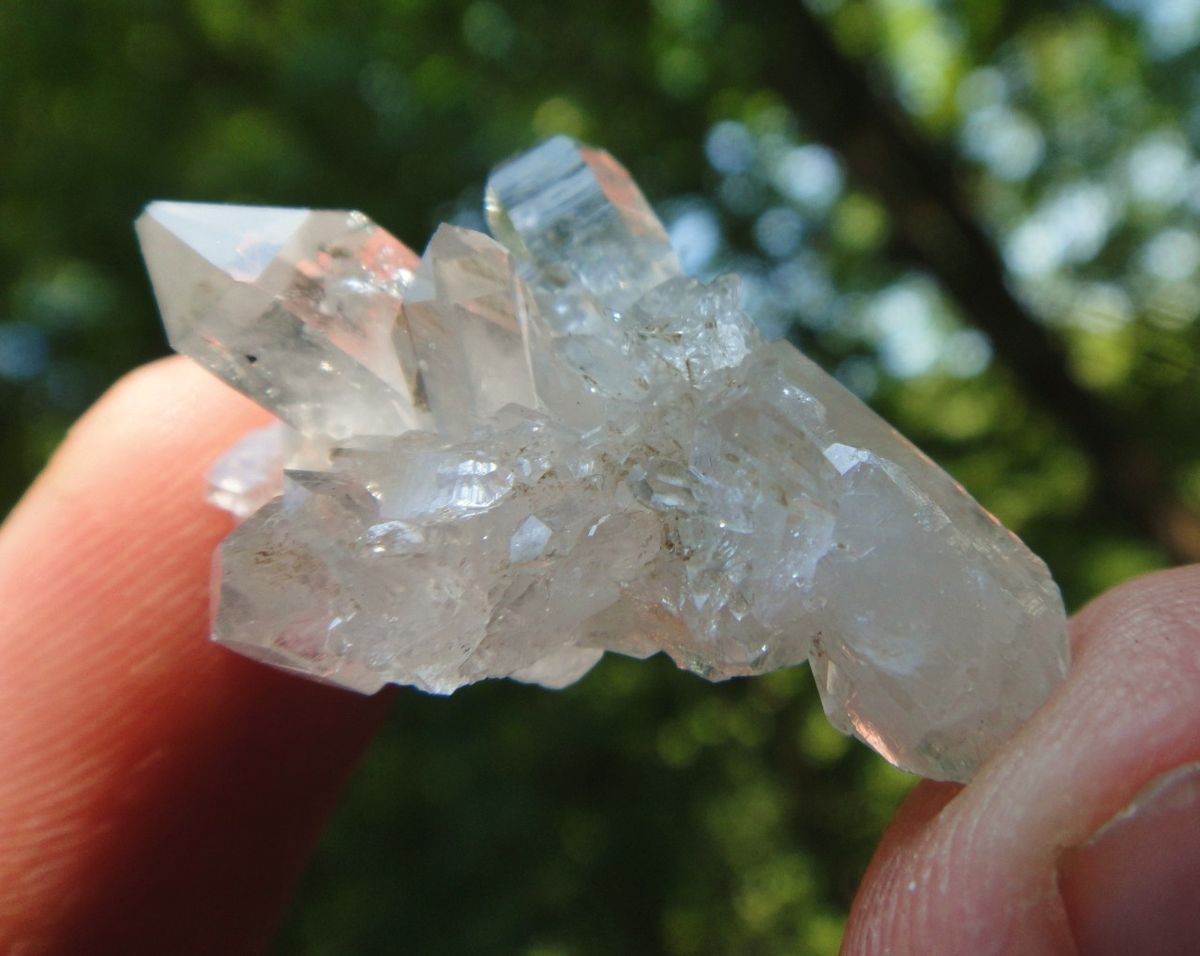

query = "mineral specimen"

[{"left": 136, "top": 136, "right": 1069, "bottom": 781}]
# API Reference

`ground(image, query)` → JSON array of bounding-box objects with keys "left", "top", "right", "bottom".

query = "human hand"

[
  {"left": 844, "top": 555, "right": 1200, "bottom": 953},
  {"left": 1, "top": 359, "right": 1196, "bottom": 953},
  {"left": 0, "top": 358, "right": 392, "bottom": 953}
]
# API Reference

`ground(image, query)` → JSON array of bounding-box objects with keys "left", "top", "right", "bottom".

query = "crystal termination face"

[{"left": 136, "top": 136, "right": 1069, "bottom": 782}]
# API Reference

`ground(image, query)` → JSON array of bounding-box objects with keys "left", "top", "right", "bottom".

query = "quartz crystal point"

[
  {"left": 137, "top": 202, "right": 427, "bottom": 440},
  {"left": 137, "top": 137, "right": 1069, "bottom": 782}
]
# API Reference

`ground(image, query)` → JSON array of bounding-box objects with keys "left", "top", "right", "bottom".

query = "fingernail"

[{"left": 1059, "top": 763, "right": 1200, "bottom": 956}]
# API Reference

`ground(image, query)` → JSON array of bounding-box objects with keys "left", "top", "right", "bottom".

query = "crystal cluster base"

[{"left": 137, "top": 136, "right": 1069, "bottom": 781}]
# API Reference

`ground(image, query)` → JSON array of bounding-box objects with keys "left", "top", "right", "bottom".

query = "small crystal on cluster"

[{"left": 136, "top": 136, "right": 1069, "bottom": 781}]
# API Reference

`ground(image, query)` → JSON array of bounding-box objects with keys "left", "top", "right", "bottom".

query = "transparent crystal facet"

[
  {"left": 137, "top": 202, "right": 427, "bottom": 440},
  {"left": 139, "top": 138, "right": 1070, "bottom": 782},
  {"left": 402, "top": 225, "right": 542, "bottom": 435},
  {"left": 486, "top": 135, "right": 682, "bottom": 323}
]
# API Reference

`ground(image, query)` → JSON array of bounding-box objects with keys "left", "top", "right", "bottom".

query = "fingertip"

[
  {"left": 1070, "top": 563, "right": 1200, "bottom": 660},
  {"left": 1059, "top": 762, "right": 1200, "bottom": 956},
  {"left": 844, "top": 565, "right": 1200, "bottom": 954},
  {"left": 0, "top": 359, "right": 391, "bottom": 953},
  {"left": 859, "top": 780, "right": 961, "bottom": 871},
  {"left": 842, "top": 781, "right": 962, "bottom": 954}
]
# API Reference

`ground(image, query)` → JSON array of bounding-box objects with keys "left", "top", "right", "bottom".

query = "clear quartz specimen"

[
  {"left": 138, "top": 202, "right": 428, "bottom": 441},
  {"left": 207, "top": 422, "right": 286, "bottom": 519},
  {"left": 206, "top": 421, "right": 333, "bottom": 518},
  {"left": 403, "top": 225, "right": 541, "bottom": 435},
  {"left": 138, "top": 139, "right": 1070, "bottom": 782},
  {"left": 486, "top": 135, "right": 682, "bottom": 322}
]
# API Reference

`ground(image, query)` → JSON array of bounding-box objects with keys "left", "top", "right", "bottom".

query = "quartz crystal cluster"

[{"left": 136, "top": 136, "right": 1069, "bottom": 781}]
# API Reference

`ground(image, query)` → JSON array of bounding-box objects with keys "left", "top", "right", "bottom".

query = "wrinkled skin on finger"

[
  {"left": 4, "top": 357, "right": 1196, "bottom": 955},
  {"left": 0, "top": 358, "right": 393, "bottom": 955},
  {"left": 844, "top": 565, "right": 1200, "bottom": 955}
]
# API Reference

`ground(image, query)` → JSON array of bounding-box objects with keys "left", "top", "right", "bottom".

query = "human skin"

[
  {"left": 843, "top": 564, "right": 1200, "bottom": 954},
  {"left": 0, "top": 358, "right": 1196, "bottom": 953}
]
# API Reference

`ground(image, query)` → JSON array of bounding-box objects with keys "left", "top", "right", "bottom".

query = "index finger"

[{"left": 0, "top": 357, "right": 392, "bottom": 954}]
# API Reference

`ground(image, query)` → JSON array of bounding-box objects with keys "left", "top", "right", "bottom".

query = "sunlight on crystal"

[
  {"left": 510, "top": 515, "right": 553, "bottom": 563},
  {"left": 148, "top": 201, "right": 308, "bottom": 282},
  {"left": 833, "top": 357, "right": 880, "bottom": 399},
  {"left": 137, "top": 137, "right": 1069, "bottom": 782}
]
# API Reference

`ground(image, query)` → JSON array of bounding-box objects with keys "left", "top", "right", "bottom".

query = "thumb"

[{"left": 843, "top": 565, "right": 1200, "bottom": 955}]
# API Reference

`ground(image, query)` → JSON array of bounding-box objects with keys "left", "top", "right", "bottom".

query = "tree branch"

[{"left": 743, "top": 0, "right": 1200, "bottom": 563}]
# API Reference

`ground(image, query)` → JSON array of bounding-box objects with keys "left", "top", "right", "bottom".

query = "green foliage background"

[{"left": 3, "top": 0, "right": 1198, "bottom": 951}]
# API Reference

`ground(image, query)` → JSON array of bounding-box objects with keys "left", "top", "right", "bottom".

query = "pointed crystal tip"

[
  {"left": 138, "top": 201, "right": 311, "bottom": 283},
  {"left": 137, "top": 200, "right": 427, "bottom": 440},
  {"left": 403, "top": 224, "right": 540, "bottom": 433},
  {"left": 485, "top": 135, "right": 681, "bottom": 314}
]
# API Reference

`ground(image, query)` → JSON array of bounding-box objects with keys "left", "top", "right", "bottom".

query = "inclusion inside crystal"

[{"left": 136, "top": 135, "right": 1070, "bottom": 782}]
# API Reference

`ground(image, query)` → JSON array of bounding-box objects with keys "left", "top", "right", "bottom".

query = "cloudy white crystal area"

[{"left": 137, "top": 136, "right": 1069, "bottom": 781}]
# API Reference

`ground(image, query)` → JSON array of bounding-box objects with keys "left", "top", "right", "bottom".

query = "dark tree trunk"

[{"left": 740, "top": 0, "right": 1200, "bottom": 562}]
